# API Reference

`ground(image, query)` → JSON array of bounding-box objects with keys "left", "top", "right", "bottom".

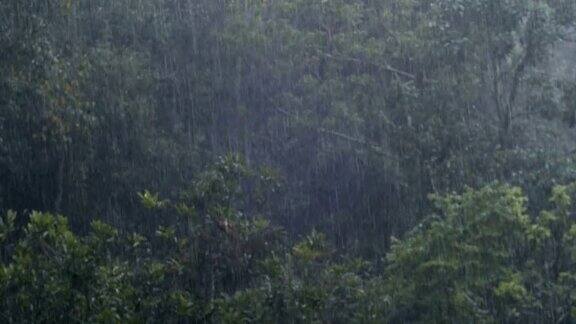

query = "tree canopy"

[{"left": 1, "top": 0, "right": 576, "bottom": 322}]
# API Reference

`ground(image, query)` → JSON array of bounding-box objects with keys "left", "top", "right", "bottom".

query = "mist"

[{"left": 1, "top": 0, "right": 576, "bottom": 322}]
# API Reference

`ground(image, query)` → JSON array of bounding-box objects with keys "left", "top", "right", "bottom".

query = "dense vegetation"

[{"left": 1, "top": 0, "right": 576, "bottom": 322}]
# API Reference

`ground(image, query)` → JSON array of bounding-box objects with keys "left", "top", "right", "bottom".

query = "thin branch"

[
  {"left": 275, "top": 107, "right": 398, "bottom": 160},
  {"left": 321, "top": 53, "right": 436, "bottom": 83}
]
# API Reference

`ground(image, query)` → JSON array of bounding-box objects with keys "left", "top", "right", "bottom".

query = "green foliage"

[
  {"left": 2, "top": 0, "right": 576, "bottom": 256},
  {"left": 138, "top": 190, "right": 168, "bottom": 210},
  {"left": 5, "top": 178, "right": 576, "bottom": 322},
  {"left": 0, "top": 210, "right": 16, "bottom": 244},
  {"left": 386, "top": 183, "right": 576, "bottom": 322},
  {"left": 292, "top": 230, "right": 328, "bottom": 262},
  {"left": 2, "top": 0, "right": 576, "bottom": 321}
]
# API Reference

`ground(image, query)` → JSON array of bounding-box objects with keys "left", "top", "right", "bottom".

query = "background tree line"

[{"left": 1, "top": 0, "right": 576, "bottom": 321}]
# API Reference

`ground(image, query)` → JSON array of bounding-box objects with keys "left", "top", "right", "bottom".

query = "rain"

[{"left": 1, "top": 0, "right": 576, "bottom": 322}]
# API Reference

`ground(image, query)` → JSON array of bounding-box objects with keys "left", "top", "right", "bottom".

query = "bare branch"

[{"left": 321, "top": 53, "right": 436, "bottom": 83}]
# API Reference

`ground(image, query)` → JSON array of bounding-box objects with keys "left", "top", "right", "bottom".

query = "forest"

[{"left": 1, "top": 0, "right": 576, "bottom": 322}]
